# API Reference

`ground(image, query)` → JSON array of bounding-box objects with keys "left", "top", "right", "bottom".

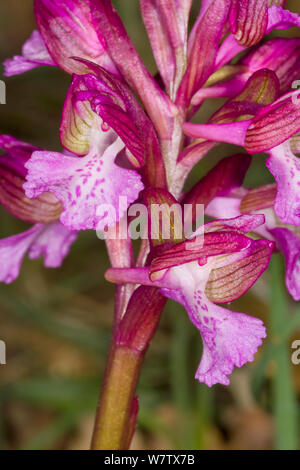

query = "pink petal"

[
  {"left": 270, "top": 227, "right": 300, "bottom": 301},
  {"left": 0, "top": 225, "right": 42, "bottom": 284},
  {"left": 0, "top": 222, "right": 76, "bottom": 283},
  {"left": 206, "top": 197, "right": 242, "bottom": 219},
  {"left": 161, "top": 262, "right": 266, "bottom": 387},
  {"left": 183, "top": 121, "right": 251, "bottom": 146},
  {"left": 266, "top": 142, "right": 300, "bottom": 225},
  {"left": 267, "top": 5, "right": 300, "bottom": 31},
  {"left": 194, "top": 301, "right": 266, "bottom": 387},
  {"left": 3, "top": 30, "right": 55, "bottom": 77},
  {"left": 24, "top": 136, "right": 144, "bottom": 231},
  {"left": 28, "top": 222, "right": 78, "bottom": 267}
]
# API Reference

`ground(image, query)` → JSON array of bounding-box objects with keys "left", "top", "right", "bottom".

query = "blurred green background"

[{"left": 0, "top": 0, "right": 300, "bottom": 450}]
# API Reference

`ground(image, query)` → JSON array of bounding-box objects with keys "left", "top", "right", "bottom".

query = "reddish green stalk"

[
  {"left": 91, "top": 102, "right": 185, "bottom": 450},
  {"left": 91, "top": 344, "right": 143, "bottom": 450},
  {"left": 91, "top": 287, "right": 166, "bottom": 449}
]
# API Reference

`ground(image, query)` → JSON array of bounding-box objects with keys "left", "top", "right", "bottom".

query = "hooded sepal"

[
  {"left": 33, "top": 0, "right": 117, "bottom": 75},
  {"left": 61, "top": 65, "right": 166, "bottom": 186},
  {"left": 183, "top": 69, "right": 279, "bottom": 149},
  {"left": 229, "top": 0, "right": 268, "bottom": 47},
  {"left": 0, "top": 136, "right": 62, "bottom": 223},
  {"left": 90, "top": 0, "right": 177, "bottom": 141}
]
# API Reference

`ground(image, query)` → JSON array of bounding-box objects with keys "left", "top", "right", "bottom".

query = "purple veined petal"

[
  {"left": 177, "top": 0, "right": 230, "bottom": 109},
  {"left": 151, "top": 232, "right": 252, "bottom": 280},
  {"left": 242, "top": 38, "right": 300, "bottom": 95},
  {"left": 205, "top": 37, "right": 300, "bottom": 103},
  {"left": 183, "top": 121, "right": 251, "bottom": 146},
  {"left": 24, "top": 136, "right": 144, "bottom": 231},
  {"left": 34, "top": 0, "right": 117, "bottom": 75},
  {"left": 140, "top": 187, "right": 184, "bottom": 246},
  {"left": 266, "top": 142, "right": 300, "bottom": 226},
  {"left": 28, "top": 222, "right": 78, "bottom": 267},
  {"left": 240, "top": 184, "right": 277, "bottom": 214},
  {"left": 245, "top": 92, "right": 300, "bottom": 154},
  {"left": 3, "top": 30, "right": 55, "bottom": 77},
  {"left": 160, "top": 262, "right": 266, "bottom": 386},
  {"left": 205, "top": 238, "right": 274, "bottom": 303},
  {"left": 229, "top": 0, "right": 268, "bottom": 47},
  {"left": 270, "top": 227, "right": 300, "bottom": 301},
  {"left": 215, "top": 5, "right": 300, "bottom": 70},
  {"left": 90, "top": 0, "right": 177, "bottom": 141},
  {"left": 0, "top": 222, "right": 76, "bottom": 283}
]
